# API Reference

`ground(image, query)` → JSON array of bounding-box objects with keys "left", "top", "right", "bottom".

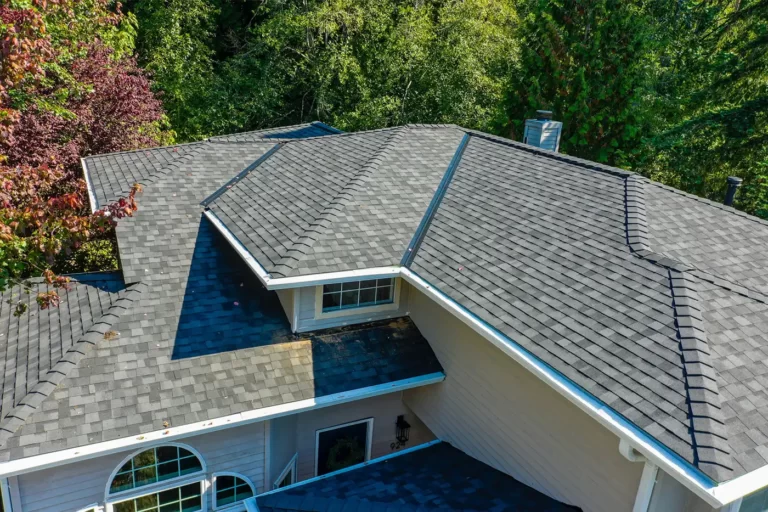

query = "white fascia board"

[
  {"left": 204, "top": 210, "right": 272, "bottom": 287},
  {"left": 266, "top": 267, "right": 401, "bottom": 290},
  {"left": 0, "top": 372, "right": 444, "bottom": 479},
  {"left": 713, "top": 466, "right": 768, "bottom": 505},
  {"left": 81, "top": 157, "right": 99, "bottom": 213},
  {"left": 399, "top": 268, "right": 731, "bottom": 508}
]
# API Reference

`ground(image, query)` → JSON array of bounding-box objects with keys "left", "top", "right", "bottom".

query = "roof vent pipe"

[
  {"left": 523, "top": 111, "right": 562, "bottom": 152},
  {"left": 724, "top": 176, "right": 743, "bottom": 206}
]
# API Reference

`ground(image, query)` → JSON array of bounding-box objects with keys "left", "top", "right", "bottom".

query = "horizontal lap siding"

[
  {"left": 295, "top": 283, "right": 410, "bottom": 332},
  {"left": 403, "top": 286, "right": 643, "bottom": 512},
  {"left": 16, "top": 422, "right": 265, "bottom": 512},
  {"left": 292, "top": 392, "right": 435, "bottom": 482}
]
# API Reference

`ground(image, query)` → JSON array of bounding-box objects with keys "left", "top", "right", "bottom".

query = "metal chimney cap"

[
  {"left": 727, "top": 176, "right": 743, "bottom": 186},
  {"left": 536, "top": 110, "right": 554, "bottom": 120}
]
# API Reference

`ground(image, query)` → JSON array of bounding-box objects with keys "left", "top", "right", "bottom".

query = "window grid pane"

[
  {"left": 216, "top": 476, "right": 253, "bottom": 508},
  {"left": 110, "top": 448, "right": 202, "bottom": 494},
  {"left": 114, "top": 483, "right": 201, "bottom": 512},
  {"left": 322, "top": 279, "right": 395, "bottom": 312}
]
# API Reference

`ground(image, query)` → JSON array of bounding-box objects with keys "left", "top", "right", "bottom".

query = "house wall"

[
  {"left": 293, "top": 391, "right": 434, "bottom": 481},
  {"left": 648, "top": 470, "right": 719, "bottom": 512},
  {"left": 269, "top": 414, "right": 298, "bottom": 486},
  {"left": 294, "top": 279, "right": 411, "bottom": 332},
  {"left": 15, "top": 422, "right": 266, "bottom": 512},
  {"left": 275, "top": 288, "right": 295, "bottom": 330},
  {"left": 402, "top": 285, "right": 645, "bottom": 512}
]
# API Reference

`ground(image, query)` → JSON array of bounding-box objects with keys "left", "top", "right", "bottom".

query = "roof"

[
  {"left": 0, "top": 123, "right": 442, "bottom": 463},
  {"left": 256, "top": 442, "right": 581, "bottom": 511},
  {"left": 9, "top": 121, "right": 768, "bottom": 486},
  {"left": 196, "top": 124, "right": 768, "bottom": 483}
]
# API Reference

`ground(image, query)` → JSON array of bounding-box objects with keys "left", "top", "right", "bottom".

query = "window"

[
  {"left": 315, "top": 419, "right": 373, "bottom": 476},
  {"left": 110, "top": 446, "right": 203, "bottom": 494},
  {"left": 111, "top": 482, "right": 202, "bottom": 512},
  {"left": 273, "top": 454, "right": 298, "bottom": 490},
  {"left": 743, "top": 486, "right": 768, "bottom": 512},
  {"left": 213, "top": 474, "right": 255, "bottom": 510},
  {"left": 321, "top": 279, "right": 395, "bottom": 312}
]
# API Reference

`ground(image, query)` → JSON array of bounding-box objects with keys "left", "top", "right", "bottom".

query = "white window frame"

[
  {"left": 314, "top": 278, "right": 401, "bottom": 320},
  {"left": 211, "top": 472, "right": 257, "bottom": 512},
  {"left": 314, "top": 418, "right": 374, "bottom": 477},
  {"left": 104, "top": 443, "right": 207, "bottom": 512},
  {"left": 273, "top": 453, "right": 298, "bottom": 490},
  {"left": 76, "top": 505, "right": 104, "bottom": 512}
]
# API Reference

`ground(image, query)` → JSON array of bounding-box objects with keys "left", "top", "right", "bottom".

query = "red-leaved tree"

[{"left": 0, "top": 1, "right": 168, "bottom": 313}]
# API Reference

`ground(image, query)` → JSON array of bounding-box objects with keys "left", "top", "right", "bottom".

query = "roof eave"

[
  {"left": 0, "top": 371, "right": 445, "bottom": 479},
  {"left": 81, "top": 157, "right": 99, "bottom": 212}
]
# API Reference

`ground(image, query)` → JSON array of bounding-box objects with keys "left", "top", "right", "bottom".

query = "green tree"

[
  {"left": 639, "top": 0, "right": 768, "bottom": 218},
  {"left": 198, "top": 0, "right": 517, "bottom": 135},
  {"left": 499, "top": 0, "right": 664, "bottom": 166}
]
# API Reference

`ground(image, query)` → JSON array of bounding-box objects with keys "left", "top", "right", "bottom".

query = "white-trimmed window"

[
  {"left": 315, "top": 418, "right": 373, "bottom": 476},
  {"left": 212, "top": 473, "right": 255, "bottom": 510},
  {"left": 315, "top": 278, "right": 400, "bottom": 318},
  {"left": 106, "top": 444, "right": 206, "bottom": 512},
  {"left": 273, "top": 454, "right": 298, "bottom": 490}
]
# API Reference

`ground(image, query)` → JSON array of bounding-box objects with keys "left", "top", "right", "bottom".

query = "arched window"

[
  {"left": 107, "top": 445, "right": 205, "bottom": 512},
  {"left": 213, "top": 473, "right": 255, "bottom": 510}
]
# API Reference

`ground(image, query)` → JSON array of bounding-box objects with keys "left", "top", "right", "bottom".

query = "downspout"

[{"left": 621, "top": 440, "right": 659, "bottom": 512}]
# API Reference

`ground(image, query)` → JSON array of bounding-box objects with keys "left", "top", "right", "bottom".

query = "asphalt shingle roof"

[
  {"left": 256, "top": 442, "right": 581, "bottom": 512},
  {"left": 0, "top": 124, "right": 442, "bottom": 462},
  {"left": 7, "top": 122, "right": 768, "bottom": 485}
]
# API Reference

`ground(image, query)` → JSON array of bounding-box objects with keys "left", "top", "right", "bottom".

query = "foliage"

[
  {"left": 499, "top": 0, "right": 664, "bottom": 166},
  {"left": 132, "top": 0, "right": 517, "bottom": 138},
  {"left": 0, "top": 0, "right": 166, "bottom": 311},
  {"left": 637, "top": 0, "right": 768, "bottom": 218}
]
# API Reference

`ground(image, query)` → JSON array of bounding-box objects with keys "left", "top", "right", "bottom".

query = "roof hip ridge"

[
  {"left": 0, "top": 282, "right": 145, "bottom": 447},
  {"left": 401, "top": 132, "right": 471, "bottom": 267},
  {"left": 271, "top": 127, "right": 409, "bottom": 277},
  {"left": 200, "top": 144, "right": 283, "bottom": 207},
  {"left": 668, "top": 269, "right": 733, "bottom": 481}
]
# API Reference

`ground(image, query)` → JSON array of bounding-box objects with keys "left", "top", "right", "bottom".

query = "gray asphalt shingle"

[{"left": 7, "top": 122, "right": 768, "bottom": 485}]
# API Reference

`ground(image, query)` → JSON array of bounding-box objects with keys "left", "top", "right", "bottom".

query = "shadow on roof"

[{"left": 172, "top": 217, "right": 294, "bottom": 360}]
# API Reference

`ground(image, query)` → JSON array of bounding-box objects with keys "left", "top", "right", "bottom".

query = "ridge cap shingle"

[{"left": 270, "top": 127, "right": 410, "bottom": 277}]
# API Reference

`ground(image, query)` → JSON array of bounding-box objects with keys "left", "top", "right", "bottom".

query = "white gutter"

[
  {"left": 205, "top": 209, "right": 401, "bottom": 289},
  {"left": 398, "top": 268, "right": 733, "bottom": 508},
  {"left": 205, "top": 206, "right": 766, "bottom": 506},
  {"left": 81, "top": 157, "right": 99, "bottom": 213},
  {"left": 0, "top": 372, "right": 444, "bottom": 479}
]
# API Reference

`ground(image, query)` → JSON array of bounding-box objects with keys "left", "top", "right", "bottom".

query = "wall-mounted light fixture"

[{"left": 391, "top": 415, "right": 411, "bottom": 450}]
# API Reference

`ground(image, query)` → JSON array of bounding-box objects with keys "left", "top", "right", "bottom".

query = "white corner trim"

[
  {"left": 263, "top": 420, "right": 271, "bottom": 492},
  {"left": 399, "top": 268, "right": 732, "bottom": 508},
  {"left": 633, "top": 462, "right": 658, "bottom": 512},
  {"left": 254, "top": 439, "right": 442, "bottom": 504},
  {"left": 81, "top": 157, "right": 99, "bottom": 213},
  {"left": 0, "top": 372, "right": 445, "bottom": 480},
  {"left": 291, "top": 288, "right": 300, "bottom": 333},
  {"left": 0, "top": 478, "right": 12, "bottom": 512}
]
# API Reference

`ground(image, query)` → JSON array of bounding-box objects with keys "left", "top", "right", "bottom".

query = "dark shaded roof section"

[
  {"left": 205, "top": 125, "right": 465, "bottom": 277},
  {"left": 0, "top": 272, "right": 138, "bottom": 447},
  {"left": 257, "top": 442, "right": 581, "bottom": 512},
  {"left": 0, "top": 122, "right": 442, "bottom": 461},
  {"left": 208, "top": 121, "right": 342, "bottom": 142},
  {"left": 83, "top": 142, "right": 204, "bottom": 209}
]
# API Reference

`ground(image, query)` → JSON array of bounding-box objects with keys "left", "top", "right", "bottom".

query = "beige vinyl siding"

[
  {"left": 276, "top": 288, "right": 295, "bottom": 329},
  {"left": 16, "top": 422, "right": 265, "bottom": 512},
  {"left": 403, "top": 285, "right": 644, "bottom": 512},
  {"left": 292, "top": 392, "right": 435, "bottom": 481},
  {"left": 294, "top": 281, "right": 410, "bottom": 332},
  {"left": 269, "top": 414, "right": 298, "bottom": 486}
]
